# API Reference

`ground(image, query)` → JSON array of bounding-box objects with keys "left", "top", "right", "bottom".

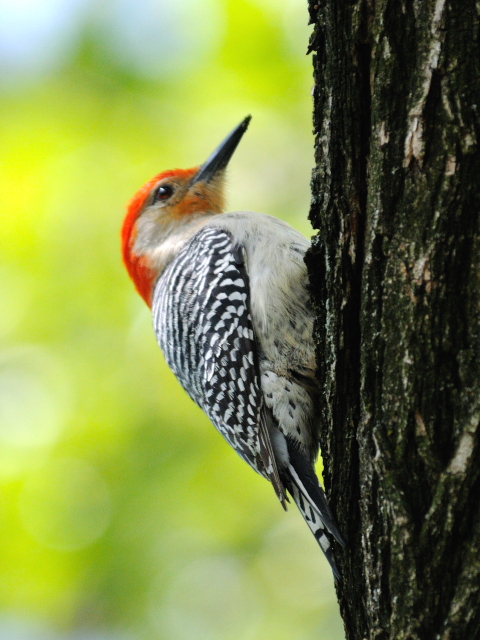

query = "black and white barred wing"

[{"left": 152, "top": 227, "right": 286, "bottom": 504}]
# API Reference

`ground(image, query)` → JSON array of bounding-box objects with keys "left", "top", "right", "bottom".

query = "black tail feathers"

[{"left": 283, "top": 442, "right": 345, "bottom": 581}]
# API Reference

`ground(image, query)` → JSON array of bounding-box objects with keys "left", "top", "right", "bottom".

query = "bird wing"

[{"left": 152, "top": 226, "right": 287, "bottom": 506}]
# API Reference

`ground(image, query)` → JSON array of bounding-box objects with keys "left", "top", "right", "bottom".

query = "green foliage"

[{"left": 0, "top": 1, "right": 344, "bottom": 638}]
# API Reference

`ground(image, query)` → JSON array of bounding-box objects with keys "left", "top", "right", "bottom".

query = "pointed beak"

[{"left": 191, "top": 115, "right": 251, "bottom": 185}]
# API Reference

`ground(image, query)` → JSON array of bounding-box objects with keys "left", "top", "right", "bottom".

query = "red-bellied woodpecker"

[{"left": 121, "top": 116, "right": 345, "bottom": 579}]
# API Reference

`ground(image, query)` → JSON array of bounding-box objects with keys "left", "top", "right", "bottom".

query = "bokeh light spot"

[
  {"left": 0, "top": 346, "right": 71, "bottom": 450},
  {"left": 19, "top": 457, "right": 112, "bottom": 551},
  {"left": 94, "top": 0, "right": 225, "bottom": 79},
  {"left": 0, "top": 0, "right": 88, "bottom": 80},
  {"left": 151, "top": 555, "right": 262, "bottom": 640}
]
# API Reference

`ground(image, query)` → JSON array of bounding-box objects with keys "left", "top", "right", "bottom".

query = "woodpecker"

[{"left": 121, "top": 116, "right": 345, "bottom": 579}]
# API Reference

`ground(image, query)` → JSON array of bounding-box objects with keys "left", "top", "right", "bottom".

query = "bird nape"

[{"left": 121, "top": 116, "right": 345, "bottom": 581}]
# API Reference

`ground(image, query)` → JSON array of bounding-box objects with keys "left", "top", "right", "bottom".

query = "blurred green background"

[{"left": 0, "top": 0, "right": 345, "bottom": 638}]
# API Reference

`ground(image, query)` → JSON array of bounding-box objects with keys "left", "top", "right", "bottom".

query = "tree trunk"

[{"left": 305, "top": 1, "right": 480, "bottom": 638}]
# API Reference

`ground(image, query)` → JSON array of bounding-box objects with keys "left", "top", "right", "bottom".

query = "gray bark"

[{"left": 305, "top": 1, "right": 480, "bottom": 638}]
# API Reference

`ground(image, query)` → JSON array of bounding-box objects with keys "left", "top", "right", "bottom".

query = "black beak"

[{"left": 191, "top": 116, "right": 251, "bottom": 185}]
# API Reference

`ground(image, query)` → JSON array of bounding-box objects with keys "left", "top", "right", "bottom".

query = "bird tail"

[{"left": 284, "top": 445, "right": 345, "bottom": 582}]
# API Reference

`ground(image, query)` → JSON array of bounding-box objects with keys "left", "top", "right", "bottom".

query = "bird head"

[{"left": 122, "top": 116, "right": 251, "bottom": 307}]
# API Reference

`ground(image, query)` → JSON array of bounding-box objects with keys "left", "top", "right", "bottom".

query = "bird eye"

[{"left": 154, "top": 185, "right": 174, "bottom": 201}]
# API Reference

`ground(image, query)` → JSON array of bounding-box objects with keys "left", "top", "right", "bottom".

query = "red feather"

[{"left": 121, "top": 169, "right": 194, "bottom": 307}]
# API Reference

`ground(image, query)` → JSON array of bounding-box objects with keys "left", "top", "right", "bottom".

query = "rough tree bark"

[{"left": 305, "top": 1, "right": 480, "bottom": 638}]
